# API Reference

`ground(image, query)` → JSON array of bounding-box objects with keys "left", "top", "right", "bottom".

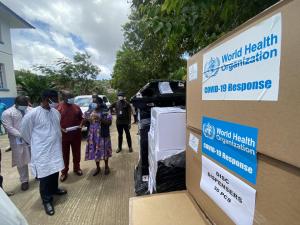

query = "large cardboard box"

[
  {"left": 186, "top": 128, "right": 300, "bottom": 225},
  {"left": 186, "top": 0, "right": 300, "bottom": 167},
  {"left": 129, "top": 191, "right": 211, "bottom": 225}
]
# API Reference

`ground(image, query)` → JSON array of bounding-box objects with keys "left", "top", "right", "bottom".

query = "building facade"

[{"left": 0, "top": 2, "right": 33, "bottom": 106}]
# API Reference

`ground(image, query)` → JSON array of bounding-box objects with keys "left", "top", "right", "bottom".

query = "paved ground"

[{"left": 0, "top": 121, "right": 139, "bottom": 225}]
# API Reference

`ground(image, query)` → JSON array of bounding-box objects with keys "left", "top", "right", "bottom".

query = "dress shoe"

[
  {"left": 55, "top": 188, "right": 67, "bottom": 196},
  {"left": 93, "top": 168, "right": 101, "bottom": 176},
  {"left": 104, "top": 167, "right": 110, "bottom": 175},
  {"left": 21, "top": 182, "right": 29, "bottom": 191},
  {"left": 6, "top": 191, "right": 14, "bottom": 196},
  {"left": 116, "top": 148, "right": 122, "bottom": 153},
  {"left": 60, "top": 174, "right": 68, "bottom": 182},
  {"left": 43, "top": 202, "right": 55, "bottom": 216},
  {"left": 74, "top": 169, "right": 83, "bottom": 176},
  {"left": 129, "top": 148, "right": 133, "bottom": 153}
]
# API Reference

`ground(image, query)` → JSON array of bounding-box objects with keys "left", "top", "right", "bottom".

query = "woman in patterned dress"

[{"left": 83, "top": 97, "right": 112, "bottom": 176}]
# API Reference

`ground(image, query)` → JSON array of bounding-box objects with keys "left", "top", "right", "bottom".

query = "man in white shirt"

[
  {"left": 2, "top": 96, "right": 31, "bottom": 191},
  {"left": 21, "top": 90, "right": 67, "bottom": 216}
]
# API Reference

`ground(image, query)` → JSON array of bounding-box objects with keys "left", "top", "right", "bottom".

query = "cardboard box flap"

[{"left": 129, "top": 191, "right": 210, "bottom": 225}]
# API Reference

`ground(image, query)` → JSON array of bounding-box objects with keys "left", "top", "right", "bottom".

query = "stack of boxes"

[
  {"left": 148, "top": 107, "right": 186, "bottom": 193},
  {"left": 130, "top": 1, "right": 300, "bottom": 224},
  {"left": 186, "top": 0, "right": 300, "bottom": 224}
]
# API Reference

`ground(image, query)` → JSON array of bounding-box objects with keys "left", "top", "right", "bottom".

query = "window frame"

[
  {"left": 0, "top": 24, "right": 3, "bottom": 44},
  {"left": 0, "top": 63, "right": 7, "bottom": 89}
]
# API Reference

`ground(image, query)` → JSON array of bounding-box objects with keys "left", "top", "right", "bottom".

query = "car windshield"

[{"left": 75, "top": 97, "right": 92, "bottom": 107}]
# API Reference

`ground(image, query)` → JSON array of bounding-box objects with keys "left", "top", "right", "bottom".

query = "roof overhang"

[{"left": 0, "top": 2, "right": 34, "bottom": 29}]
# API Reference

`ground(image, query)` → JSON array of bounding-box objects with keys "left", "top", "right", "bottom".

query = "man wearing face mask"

[
  {"left": 20, "top": 90, "right": 67, "bottom": 216},
  {"left": 57, "top": 91, "right": 83, "bottom": 182},
  {"left": 110, "top": 91, "right": 133, "bottom": 153},
  {"left": 1, "top": 96, "right": 31, "bottom": 191}
]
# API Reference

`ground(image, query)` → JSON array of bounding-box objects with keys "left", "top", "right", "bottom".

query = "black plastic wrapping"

[
  {"left": 134, "top": 160, "right": 149, "bottom": 196},
  {"left": 155, "top": 151, "right": 186, "bottom": 193},
  {"left": 139, "top": 125, "right": 150, "bottom": 176},
  {"left": 131, "top": 80, "right": 186, "bottom": 110}
]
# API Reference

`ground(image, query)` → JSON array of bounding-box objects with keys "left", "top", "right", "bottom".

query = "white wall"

[
  {"left": 0, "top": 22, "right": 13, "bottom": 55},
  {"left": 0, "top": 21, "right": 17, "bottom": 98}
]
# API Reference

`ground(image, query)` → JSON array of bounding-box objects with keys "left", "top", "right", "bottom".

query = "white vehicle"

[{"left": 74, "top": 95, "right": 111, "bottom": 114}]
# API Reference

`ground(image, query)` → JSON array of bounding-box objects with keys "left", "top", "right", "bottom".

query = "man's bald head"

[{"left": 15, "top": 96, "right": 28, "bottom": 106}]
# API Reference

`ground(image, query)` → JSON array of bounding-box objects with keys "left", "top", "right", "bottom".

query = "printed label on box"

[
  {"left": 189, "top": 133, "right": 199, "bottom": 153},
  {"left": 188, "top": 63, "right": 198, "bottom": 81},
  {"left": 202, "top": 117, "right": 258, "bottom": 184},
  {"left": 202, "top": 13, "right": 281, "bottom": 101},
  {"left": 200, "top": 156, "right": 256, "bottom": 225}
]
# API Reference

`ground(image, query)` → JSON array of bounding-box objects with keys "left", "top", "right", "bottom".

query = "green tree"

[
  {"left": 15, "top": 70, "right": 54, "bottom": 104},
  {"left": 35, "top": 52, "right": 101, "bottom": 96}
]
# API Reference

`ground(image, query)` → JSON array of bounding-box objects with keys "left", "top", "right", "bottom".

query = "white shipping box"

[
  {"left": 149, "top": 107, "right": 186, "bottom": 151},
  {"left": 148, "top": 133, "right": 185, "bottom": 194}
]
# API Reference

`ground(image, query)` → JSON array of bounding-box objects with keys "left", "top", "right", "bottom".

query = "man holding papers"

[
  {"left": 1, "top": 96, "right": 31, "bottom": 191},
  {"left": 57, "top": 90, "right": 83, "bottom": 182}
]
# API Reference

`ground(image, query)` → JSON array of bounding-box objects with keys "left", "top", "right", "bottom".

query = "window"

[
  {"left": 0, "top": 24, "right": 3, "bottom": 44},
  {"left": 0, "top": 64, "right": 6, "bottom": 89},
  {"left": 74, "top": 97, "right": 92, "bottom": 107}
]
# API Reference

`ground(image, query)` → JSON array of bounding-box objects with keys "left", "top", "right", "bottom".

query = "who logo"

[
  {"left": 203, "top": 122, "right": 216, "bottom": 140},
  {"left": 203, "top": 57, "right": 220, "bottom": 78}
]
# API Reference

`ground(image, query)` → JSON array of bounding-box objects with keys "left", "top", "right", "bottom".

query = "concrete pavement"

[{"left": 0, "top": 122, "right": 139, "bottom": 225}]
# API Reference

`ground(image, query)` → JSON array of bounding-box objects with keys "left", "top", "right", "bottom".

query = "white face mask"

[
  {"left": 67, "top": 98, "right": 75, "bottom": 104},
  {"left": 17, "top": 106, "right": 28, "bottom": 112},
  {"left": 118, "top": 96, "right": 124, "bottom": 101},
  {"left": 49, "top": 99, "right": 58, "bottom": 108}
]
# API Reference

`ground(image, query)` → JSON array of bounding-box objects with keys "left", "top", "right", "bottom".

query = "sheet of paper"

[
  {"left": 158, "top": 82, "right": 173, "bottom": 94},
  {"left": 200, "top": 156, "right": 256, "bottom": 225},
  {"left": 16, "top": 137, "right": 24, "bottom": 145},
  {"left": 66, "top": 126, "right": 80, "bottom": 132},
  {"left": 188, "top": 63, "right": 198, "bottom": 81},
  {"left": 189, "top": 133, "right": 199, "bottom": 153},
  {"left": 202, "top": 13, "right": 281, "bottom": 101}
]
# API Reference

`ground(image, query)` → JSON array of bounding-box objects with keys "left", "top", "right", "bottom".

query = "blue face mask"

[
  {"left": 90, "top": 103, "right": 97, "bottom": 110},
  {"left": 67, "top": 98, "right": 75, "bottom": 104}
]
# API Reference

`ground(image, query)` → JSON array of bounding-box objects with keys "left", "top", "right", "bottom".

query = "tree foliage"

[
  {"left": 35, "top": 52, "right": 102, "bottom": 96},
  {"left": 112, "top": 0, "right": 279, "bottom": 97},
  {"left": 16, "top": 52, "right": 114, "bottom": 104},
  {"left": 15, "top": 70, "right": 54, "bottom": 104}
]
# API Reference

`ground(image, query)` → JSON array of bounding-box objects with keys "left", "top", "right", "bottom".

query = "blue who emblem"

[
  {"left": 204, "top": 57, "right": 220, "bottom": 78},
  {"left": 203, "top": 123, "right": 216, "bottom": 140}
]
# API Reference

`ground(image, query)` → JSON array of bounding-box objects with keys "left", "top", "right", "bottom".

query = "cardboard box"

[
  {"left": 129, "top": 191, "right": 211, "bottom": 225},
  {"left": 186, "top": 0, "right": 300, "bottom": 167},
  {"left": 186, "top": 128, "right": 300, "bottom": 225},
  {"left": 149, "top": 107, "right": 186, "bottom": 151}
]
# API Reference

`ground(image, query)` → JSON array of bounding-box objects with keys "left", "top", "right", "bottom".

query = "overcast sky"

[{"left": 2, "top": 0, "right": 131, "bottom": 79}]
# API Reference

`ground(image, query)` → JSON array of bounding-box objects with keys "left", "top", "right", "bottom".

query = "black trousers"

[
  {"left": 117, "top": 124, "right": 132, "bottom": 149},
  {"left": 39, "top": 172, "right": 59, "bottom": 204}
]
